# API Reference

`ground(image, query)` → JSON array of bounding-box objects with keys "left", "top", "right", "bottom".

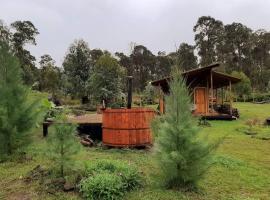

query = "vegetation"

[
  {"left": 46, "top": 115, "right": 81, "bottom": 178},
  {"left": 231, "top": 71, "right": 252, "bottom": 100},
  {"left": 152, "top": 71, "right": 215, "bottom": 189},
  {"left": 80, "top": 159, "right": 143, "bottom": 200},
  {"left": 0, "top": 103, "right": 270, "bottom": 199},
  {"left": 87, "top": 54, "right": 126, "bottom": 106},
  {"left": 1, "top": 13, "right": 270, "bottom": 200},
  {"left": 62, "top": 39, "right": 93, "bottom": 102},
  {"left": 142, "top": 83, "right": 157, "bottom": 105},
  {"left": 39, "top": 54, "right": 61, "bottom": 95},
  {"left": 0, "top": 41, "right": 42, "bottom": 161}
]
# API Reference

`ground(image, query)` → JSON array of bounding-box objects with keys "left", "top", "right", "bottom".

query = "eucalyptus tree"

[
  {"left": 193, "top": 16, "right": 224, "bottom": 67},
  {"left": 10, "top": 21, "right": 39, "bottom": 85},
  {"left": 177, "top": 43, "right": 198, "bottom": 71},
  {"left": 39, "top": 54, "right": 61, "bottom": 95},
  {"left": 63, "top": 39, "right": 93, "bottom": 102}
]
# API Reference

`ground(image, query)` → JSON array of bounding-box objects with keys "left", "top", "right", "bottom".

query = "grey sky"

[{"left": 1, "top": 0, "right": 270, "bottom": 66}]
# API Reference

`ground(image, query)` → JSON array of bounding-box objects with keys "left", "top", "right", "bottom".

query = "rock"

[{"left": 63, "top": 181, "right": 75, "bottom": 192}]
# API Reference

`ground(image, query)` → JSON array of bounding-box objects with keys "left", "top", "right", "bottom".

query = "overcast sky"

[{"left": 1, "top": 0, "right": 270, "bottom": 66}]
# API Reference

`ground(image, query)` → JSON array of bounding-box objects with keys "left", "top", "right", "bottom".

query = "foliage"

[
  {"left": 84, "top": 159, "right": 143, "bottom": 191},
  {"left": 39, "top": 54, "right": 61, "bottom": 94},
  {"left": 142, "top": 83, "right": 157, "bottom": 105},
  {"left": 177, "top": 43, "right": 197, "bottom": 71},
  {"left": 46, "top": 114, "right": 81, "bottom": 178},
  {"left": 80, "top": 172, "right": 124, "bottom": 200},
  {"left": 80, "top": 159, "right": 143, "bottom": 200},
  {"left": 0, "top": 42, "right": 42, "bottom": 161},
  {"left": 193, "top": 16, "right": 224, "bottom": 66},
  {"left": 10, "top": 21, "right": 39, "bottom": 85},
  {"left": 152, "top": 69, "right": 215, "bottom": 189},
  {"left": 231, "top": 71, "right": 252, "bottom": 99},
  {"left": 87, "top": 54, "right": 125, "bottom": 105},
  {"left": 1, "top": 103, "right": 270, "bottom": 199},
  {"left": 63, "top": 39, "right": 93, "bottom": 100},
  {"left": 130, "top": 45, "right": 157, "bottom": 91}
]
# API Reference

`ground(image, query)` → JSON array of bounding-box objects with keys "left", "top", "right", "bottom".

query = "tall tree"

[
  {"left": 193, "top": 16, "right": 224, "bottom": 66},
  {"left": 87, "top": 54, "right": 125, "bottom": 105},
  {"left": 63, "top": 39, "right": 93, "bottom": 101},
  {"left": 90, "top": 49, "right": 105, "bottom": 65},
  {"left": 0, "top": 20, "right": 10, "bottom": 43},
  {"left": 115, "top": 52, "right": 132, "bottom": 76},
  {"left": 39, "top": 54, "right": 61, "bottom": 94},
  {"left": 10, "top": 21, "right": 39, "bottom": 85},
  {"left": 130, "top": 45, "right": 156, "bottom": 91},
  {"left": 251, "top": 30, "right": 270, "bottom": 91},
  {"left": 231, "top": 71, "right": 252, "bottom": 99},
  {"left": 0, "top": 42, "right": 41, "bottom": 160},
  {"left": 155, "top": 53, "right": 173, "bottom": 79},
  {"left": 177, "top": 43, "right": 198, "bottom": 71},
  {"left": 223, "top": 22, "right": 253, "bottom": 74}
]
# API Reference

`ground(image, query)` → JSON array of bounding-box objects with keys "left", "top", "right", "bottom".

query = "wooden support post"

[
  {"left": 210, "top": 70, "right": 214, "bottom": 112},
  {"left": 229, "top": 80, "right": 232, "bottom": 115},
  {"left": 43, "top": 122, "right": 50, "bottom": 137},
  {"left": 206, "top": 78, "right": 209, "bottom": 114},
  {"left": 159, "top": 85, "right": 164, "bottom": 114},
  {"left": 221, "top": 87, "right": 224, "bottom": 105},
  {"left": 216, "top": 88, "right": 218, "bottom": 104},
  {"left": 127, "top": 76, "right": 133, "bottom": 109}
]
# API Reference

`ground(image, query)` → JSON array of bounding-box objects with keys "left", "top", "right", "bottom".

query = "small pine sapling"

[
  {"left": 46, "top": 114, "right": 81, "bottom": 178},
  {"left": 152, "top": 69, "right": 216, "bottom": 189}
]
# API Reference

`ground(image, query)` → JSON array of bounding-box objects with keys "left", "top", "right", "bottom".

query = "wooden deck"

[
  {"left": 68, "top": 114, "right": 102, "bottom": 124},
  {"left": 43, "top": 113, "right": 102, "bottom": 137}
]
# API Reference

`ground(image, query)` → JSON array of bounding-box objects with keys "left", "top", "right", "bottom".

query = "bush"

[
  {"left": 80, "top": 172, "right": 124, "bottom": 200},
  {"left": 85, "top": 159, "right": 143, "bottom": 191},
  {"left": 80, "top": 159, "right": 143, "bottom": 200},
  {"left": 237, "top": 93, "right": 270, "bottom": 102}
]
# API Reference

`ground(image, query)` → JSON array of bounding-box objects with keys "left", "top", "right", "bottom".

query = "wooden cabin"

[{"left": 151, "top": 63, "right": 241, "bottom": 120}]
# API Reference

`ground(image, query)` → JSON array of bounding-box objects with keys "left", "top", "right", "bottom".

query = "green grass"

[{"left": 1, "top": 102, "right": 270, "bottom": 199}]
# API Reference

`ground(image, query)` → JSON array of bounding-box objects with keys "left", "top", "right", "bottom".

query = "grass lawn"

[{"left": 0, "top": 102, "right": 270, "bottom": 200}]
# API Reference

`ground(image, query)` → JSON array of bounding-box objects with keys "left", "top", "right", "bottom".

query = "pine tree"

[
  {"left": 46, "top": 115, "right": 81, "bottom": 178},
  {"left": 152, "top": 70, "right": 215, "bottom": 189},
  {"left": 0, "top": 41, "right": 41, "bottom": 160}
]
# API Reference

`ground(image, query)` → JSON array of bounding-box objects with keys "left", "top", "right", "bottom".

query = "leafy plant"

[
  {"left": 80, "top": 159, "right": 143, "bottom": 200},
  {"left": 80, "top": 172, "right": 124, "bottom": 200}
]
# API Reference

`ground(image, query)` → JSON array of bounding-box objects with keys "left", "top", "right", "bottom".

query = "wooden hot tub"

[{"left": 102, "top": 108, "right": 156, "bottom": 147}]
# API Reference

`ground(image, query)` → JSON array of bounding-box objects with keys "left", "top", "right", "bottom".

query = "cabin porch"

[{"left": 152, "top": 63, "right": 241, "bottom": 119}]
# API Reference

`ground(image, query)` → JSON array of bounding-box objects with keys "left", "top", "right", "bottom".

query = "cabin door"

[{"left": 194, "top": 87, "right": 206, "bottom": 114}]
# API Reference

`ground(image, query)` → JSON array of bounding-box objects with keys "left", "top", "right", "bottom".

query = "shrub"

[
  {"left": 80, "top": 172, "right": 124, "bottom": 200},
  {"left": 80, "top": 159, "right": 143, "bottom": 200},
  {"left": 85, "top": 159, "right": 143, "bottom": 191}
]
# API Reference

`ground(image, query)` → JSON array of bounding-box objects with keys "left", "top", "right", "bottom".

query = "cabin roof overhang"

[{"left": 151, "top": 63, "right": 241, "bottom": 92}]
